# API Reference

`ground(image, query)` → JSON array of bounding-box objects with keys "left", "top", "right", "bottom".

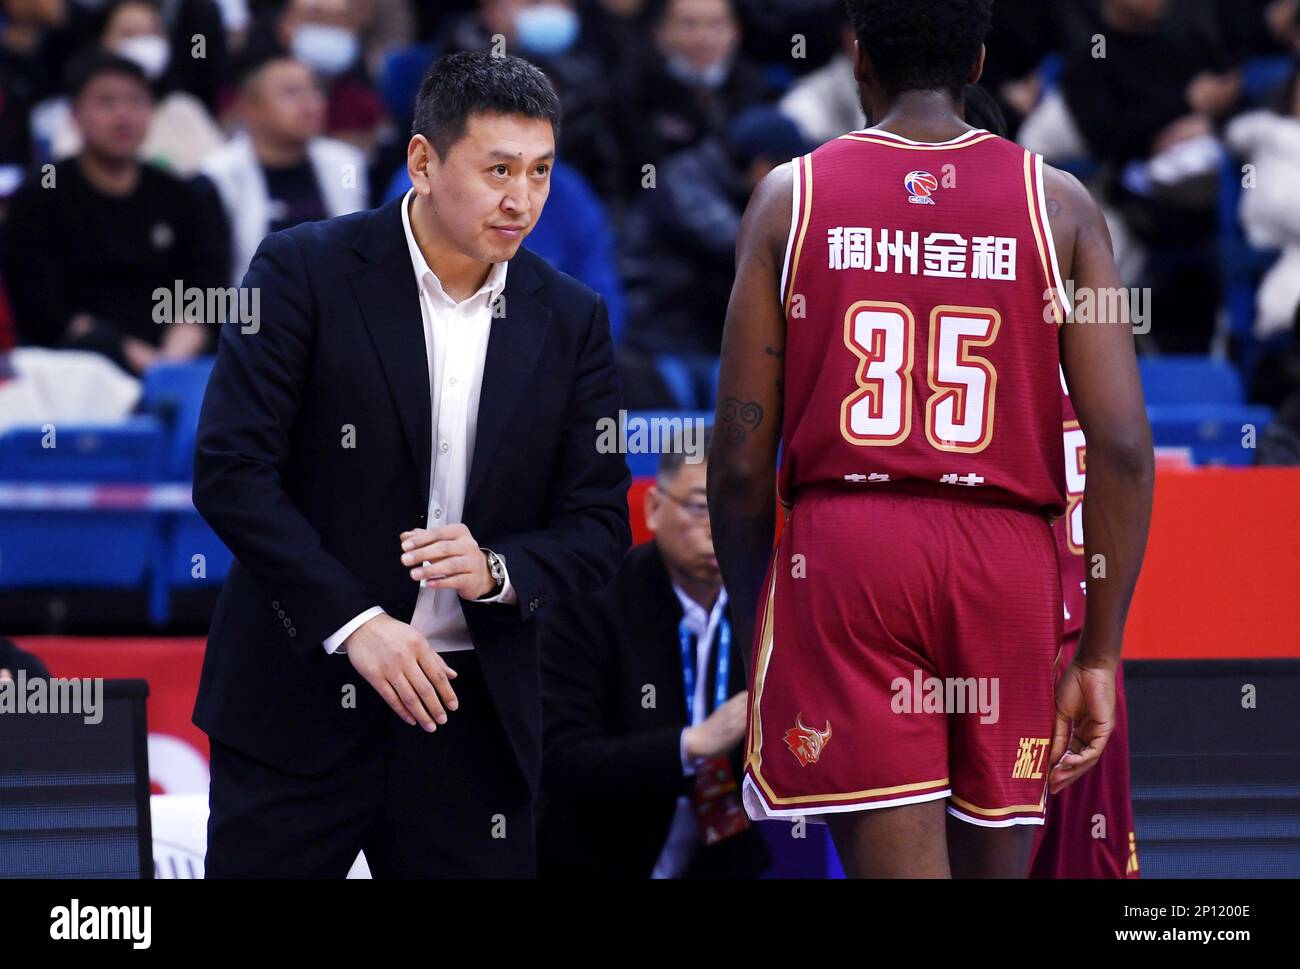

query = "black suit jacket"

[
  {"left": 192, "top": 196, "right": 632, "bottom": 796},
  {"left": 537, "top": 540, "right": 770, "bottom": 878}
]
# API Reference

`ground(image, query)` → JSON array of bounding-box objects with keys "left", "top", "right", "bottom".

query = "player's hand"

[
  {"left": 343, "top": 613, "right": 458, "bottom": 731},
  {"left": 1048, "top": 660, "right": 1116, "bottom": 794},
  {"left": 684, "top": 691, "right": 748, "bottom": 760},
  {"left": 399, "top": 524, "right": 494, "bottom": 600},
  {"left": 0, "top": 668, "right": 12, "bottom": 683}
]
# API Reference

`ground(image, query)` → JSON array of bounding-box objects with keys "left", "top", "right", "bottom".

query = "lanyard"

[{"left": 678, "top": 615, "right": 731, "bottom": 723}]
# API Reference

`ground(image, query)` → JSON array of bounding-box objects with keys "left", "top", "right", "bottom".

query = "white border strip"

[
  {"left": 845, "top": 127, "right": 988, "bottom": 146},
  {"left": 743, "top": 773, "right": 952, "bottom": 821},
  {"left": 778, "top": 155, "right": 803, "bottom": 305},
  {"left": 947, "top": 804, "right": 1045, "bottom": 828},
  {"left": 1033, "top": 153, "right": 1072, "bottom": 320}
]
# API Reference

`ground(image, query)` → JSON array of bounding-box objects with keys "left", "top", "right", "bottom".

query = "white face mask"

[
  {"left": 665, "top": 54, "right": 729, "bottom": 90},
  {"left": 115, "top": 35, "right": 171, "bottom": 81},
  {"left": 291, "top": 23, "right": 359, "bottom": 77},
  {"left": 515, "top": 5, "right": 581, "bottom": 57}
]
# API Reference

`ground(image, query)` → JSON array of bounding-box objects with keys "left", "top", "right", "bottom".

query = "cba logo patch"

[
  {"left": 905, "top": 170, "right": 939, "bottom": 205},
  {"left": 784, "top": 712, "right": 832, "bottom": 766}
]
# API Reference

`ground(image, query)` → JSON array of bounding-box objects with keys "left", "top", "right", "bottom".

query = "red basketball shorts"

[{"left": 742, "top": 486, "right": 1062, "bottom": 827}]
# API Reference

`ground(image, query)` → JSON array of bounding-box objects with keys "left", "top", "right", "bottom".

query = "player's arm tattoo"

[{"left": 718, "top": 397, "right": 764, "bottom": 446}]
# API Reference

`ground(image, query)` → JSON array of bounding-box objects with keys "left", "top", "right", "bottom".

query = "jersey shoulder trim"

[
  {"left": 836, "top": 126, "right": 996, "bottom": 151},
  {"left": 780, "top": 153, "right": 813, "bottom": 315},
  {"left": 1025, "top": 152, "right": 1071, "bottom": 324}
]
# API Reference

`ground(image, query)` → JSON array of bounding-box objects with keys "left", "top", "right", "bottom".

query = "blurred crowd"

[{"left": 0, "top": 0, "right": 1299, "bottom": 423}]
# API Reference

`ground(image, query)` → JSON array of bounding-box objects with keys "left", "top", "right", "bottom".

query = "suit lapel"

[
  {"left": 463, "top": 252, "right": 550, "bottom": 518},
  {"left": 347, "top": 198, "right": 432, "bottom": 508}
]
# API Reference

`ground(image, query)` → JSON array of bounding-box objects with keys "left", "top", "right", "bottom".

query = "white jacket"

[
  {"left": 1226, "top": 110, "right": 1300, "bottom": 338},
  {"left": 201, "top": 132, "right": 368, "bottom": 286}
]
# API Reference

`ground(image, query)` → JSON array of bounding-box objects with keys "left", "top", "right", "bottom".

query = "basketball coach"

[{"left": 191, "top": 52, "right": 632, "bottom": 877}]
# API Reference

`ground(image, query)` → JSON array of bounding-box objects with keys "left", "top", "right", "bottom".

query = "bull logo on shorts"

[{"left": 784, "top": 712, "right": 832, "bottom": 766}]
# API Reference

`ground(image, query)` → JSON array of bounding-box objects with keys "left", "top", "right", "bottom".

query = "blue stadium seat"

[
  {"left": 139, "top": 358, "right": 215, "bottom": 479},
  {"left": 652, "top": 355, "right": 699, "bottom": 411},
  {"left": 0, "top": 416, "right": 165, "bottom": 481},
  {"left": 622, "top": 411, "right": 712, "bottom": 478},
  {"left": 1147, "top": 403, "right": 1273, "bottom": 466},
  {"left": 160, "top": 509, "right": 232, "bottom": 589},
  {"left": 1139, "top": 355, "right": 1244, "bottom": 407}
]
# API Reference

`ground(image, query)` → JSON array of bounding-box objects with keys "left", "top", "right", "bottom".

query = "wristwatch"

[{"left": 476, "top": 547, "right": 506, "bottom": 600}]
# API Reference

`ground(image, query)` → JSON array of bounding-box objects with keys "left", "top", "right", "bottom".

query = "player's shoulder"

[
  {"left": 741, "top": 160, "right": 798, "bottom": 258},
  {"left": 1038, "top": 161, "right": 1103, "bottom": 236}
]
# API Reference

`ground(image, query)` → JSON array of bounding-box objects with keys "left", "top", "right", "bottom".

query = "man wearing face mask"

[
  {"left": 617, "top": 0, "right": 769, "bottom": 199},
  {"left": 48, "top": 0, "right": 224, "bottom": 174},
  {"left": 442, "top": 0, "right": 627, "bottom": 204},
  {"left": 266, "top": 0, "right": 385, "bottom": 154}
]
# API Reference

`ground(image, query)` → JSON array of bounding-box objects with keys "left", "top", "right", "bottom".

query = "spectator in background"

[
  {"left": 1, "top": 53, "right": 224, "bottom": 375},
  {"left": 441, "top": 1, "right": 625, "bottom": 204},
  {"left": 47, "top": 0, "right": 226, "bottom": 175},
  {"left": 0, "top": 0, "right": 68, "bottom": 188},
  {"left": 619, "top": 106, "right": 806, "bottom": 409},
  {"left": 617, "top": 0, "right": 769, "bottom": 199},
  {"left": 156, "top": 0, "right": 228, "bottom": 112},
  {"left": 538, "top": 426, "right": 770, "bottom": 879},
  {"left": 239, "top": 0, "right": 387, "bottom": 153},
  {"left": 1014, "top": 0, "right": 1251, "bottom": 351},
  {"left": 199, "top": 53, "right": 367, "bottom": 286},
  {"left": 778, "top": 13, "right": 862, "bottom": 145}
]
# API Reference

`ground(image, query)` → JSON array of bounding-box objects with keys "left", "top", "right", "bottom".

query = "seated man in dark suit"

[{"left": 538, "top": 424, "right": 770, "bottom": 878}]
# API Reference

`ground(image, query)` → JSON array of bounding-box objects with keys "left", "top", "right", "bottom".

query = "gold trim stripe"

[
  {"left": 783, "top": 153, "right": 814, "bottom": 315},
  {"left": 745, "top": 565, "right": 779, "bottom": 768},
  {"left": 751, "top": 766, "right": 951, "bottom": 806},
  {"left": 949, "top": 793, "right": 1047, "bottom": 817},
  {"left": 1023, "top": 151, "right": 1062, "bottom": 327}
]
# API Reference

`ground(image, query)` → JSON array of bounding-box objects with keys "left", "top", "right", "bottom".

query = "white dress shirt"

[
  {"left": 651, "top": 582, "right": 730, "bottom": 879},
  {"left": 322, "top": 188, "right": 517, "bottom": 655}
]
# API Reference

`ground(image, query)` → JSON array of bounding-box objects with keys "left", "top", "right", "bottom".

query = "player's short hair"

[
  {"left": 657, "top": 424, "right": 714, "bottom": 485},
  {"left": 411, "top": 51, "right": 562, "bottom": 161},
  {"left": 844, "top": 0, "right": 993, "bottom": 97}
]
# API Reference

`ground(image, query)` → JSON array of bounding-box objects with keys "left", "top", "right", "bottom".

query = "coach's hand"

[
  {"left": 399, "top": 524, "right": 494, "bottom": 600},
  {"left": 1048, "top": 660, "right": 1116, "bottom": 794},
  {"left": 343, "top": 614, "right": 459, "bottom": 731},
  {"left": 684, "top": 691, "right": 749, "bottom": 760}
]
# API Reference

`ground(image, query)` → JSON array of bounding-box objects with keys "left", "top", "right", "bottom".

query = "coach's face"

[{"left": 416, "top": 111, "right": 554, "bottom": 264}]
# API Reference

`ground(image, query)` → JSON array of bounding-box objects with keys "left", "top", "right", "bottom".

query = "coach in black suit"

[{"left": 192, "top": 52, "right": 631, "bottom": 877}]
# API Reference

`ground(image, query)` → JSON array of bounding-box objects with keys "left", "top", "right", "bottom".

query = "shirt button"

[
  {"left": 433, "top": 508, "right": 443, "bottom": 519},
  {"left": 449, "top": 377, "right": 458, "bottom": 386},
  {"left": 440, "top": 442, "right": 449, "bottom": 453}
]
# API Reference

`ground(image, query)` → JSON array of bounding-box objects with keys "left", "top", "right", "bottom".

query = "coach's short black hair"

[
  {"left": 411, "top": 51, "right": 562, "bottom": 161},
  {"left": 845, "top": 0, "right": 993, "bottom": 97},
  {"left": 65, "top": 49, "right": 153, "bottom": 101}
]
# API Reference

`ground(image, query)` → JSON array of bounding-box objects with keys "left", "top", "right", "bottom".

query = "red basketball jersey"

[{"left": 777, "top": 127, "right": 1070, "bottom": 514}]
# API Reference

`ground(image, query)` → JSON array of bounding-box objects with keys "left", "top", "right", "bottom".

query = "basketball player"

[
  {"left": 708, "top": 0, "right": 1154, "bottom": 877},
  {"left": 1029, "top": 380, "right": 1141, "bottom": 878}
]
